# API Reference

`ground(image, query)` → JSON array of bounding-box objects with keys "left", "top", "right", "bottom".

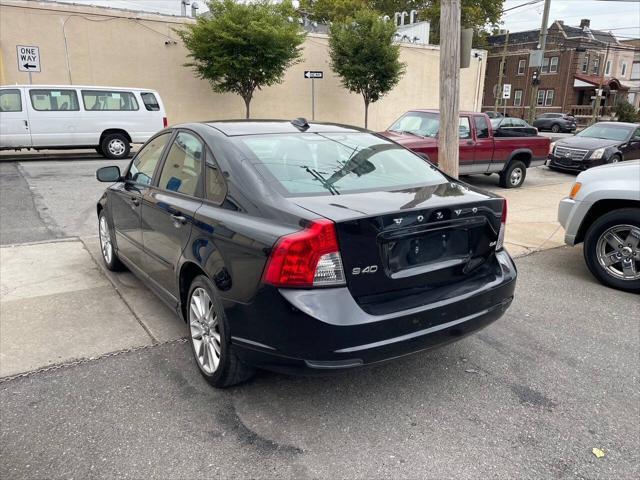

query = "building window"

[
  {"left": 582, "top": 54, "right": 589, "bottom": 73},
  {"left": 518, "top": 59, "right": 526, "bottom": 75},
  {"left": 631, "top": 62, "right": 640, "bottom": 80},
  {"left": 549, "top": 57, "right": 559, "bottom": 73},
  {"left": 545, "top": 90, "right": 554, "bottom": 106},
  {"left": 593, "top": 57, "right": 600, "bottom": 75},
  {"left": 541, "top": 57, "right": 550, "bottom": 73},
  {"left": 514, "top": 90, "right": 523, "bottom": 106},
  {"left": 537, "top": 90, "right": 545, "bottom": 106},
  {"left": 605, "top": 60, "right": 611, "bottom": 76},
  {"left": 621, "top": 62, "right": 628, "bottom": 77}
]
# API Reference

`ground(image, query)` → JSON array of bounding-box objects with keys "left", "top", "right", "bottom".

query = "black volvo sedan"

[{"left": 96, "top": 119, "right": 516, "bottom": 387}]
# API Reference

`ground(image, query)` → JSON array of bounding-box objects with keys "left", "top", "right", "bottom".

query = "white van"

[{"left": 0, "top": 85, "right": 167, "bottom": 159}]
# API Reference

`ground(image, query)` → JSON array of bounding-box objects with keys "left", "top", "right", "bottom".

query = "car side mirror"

[{"left": 96, "top": 166, "right": 122, "bottom": 182}]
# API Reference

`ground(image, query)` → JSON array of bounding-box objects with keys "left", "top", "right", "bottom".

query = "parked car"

[
  {"left": 489, "top": 117, "right": 539, "bottom": 137},
  {"left": 484, "top": 111, "right": 504, "bottom": 119},
  {"left": 532, "top": 113, "right": 577, "bottom": 133},
  {"left": 558, "top": 160, "right": 640, "bottom": 292},
  {"left": 548, "top": 122, "right": 640, "bottom": 171},
  {"left": 96, "top": 119, "right": 516, "bottom": 387},
  {"left": 381, "top": 110, "right": 550, "bottom": 188},
  {"left": 0, "top": 84, "right": 167, "bottom": 159}
]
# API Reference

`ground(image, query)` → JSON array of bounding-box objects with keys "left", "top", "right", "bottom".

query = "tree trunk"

[
  {"left": 363, "top": 97, "right": 370, "bottom": 129},
  {"left": 243, "top": 96, "right": 251, "bottom": 119}
]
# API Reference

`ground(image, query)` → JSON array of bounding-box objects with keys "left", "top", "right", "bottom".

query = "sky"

[{"left": 54, "top": 0, "right": 640, "bottom": 39}]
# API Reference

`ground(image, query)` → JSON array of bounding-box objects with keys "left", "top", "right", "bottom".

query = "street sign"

[
  {"left": 304, "top": 71, "right": 323, "bottom": 79},
  {"left": 16, "top": 45, "right": 41, "bottom": 72},
  {"left": 502, "top": 84, "right": 512, "bottom": 99},
  {"left": 529, "top": 50, "right": 543, "bottom": 68}
]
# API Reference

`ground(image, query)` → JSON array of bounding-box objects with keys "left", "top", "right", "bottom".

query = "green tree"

[
  {"left": 300, "top": 0, "right": 367, "bottom": 22},
  {"left": 177, "top": 0, "right": 305, "bottom": 118},
  {"left": 614, "top": 100, "right": 639, "bottom": 123},
  {"left": 329, "top": 10, "right": 406, "bottom": 128}
]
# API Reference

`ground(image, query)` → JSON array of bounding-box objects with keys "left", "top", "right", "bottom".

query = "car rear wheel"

[
  {"left": 583, "top": 208, "right": 640, "bottom": 293},
  {"left": 98, "top": 210, "right": 124, "bottom": 271},
  {"left": 187, "top": 275, "right": 255, "bottom": 388},
  {"left": 101, "top": 133, "right": 130, "bottom": 160},
  {"left": 551, "top": 124, "right": 561, "bottom": 133},
  {"left": 499, "top": 160, "right": 527, "bottom": 188}
]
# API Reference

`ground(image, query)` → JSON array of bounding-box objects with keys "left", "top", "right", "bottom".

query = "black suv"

[
  {"left": 533, "top": 113, "right": 577, "bottom": 133},
  {"left": 96, "top": 120, "right": 516, "bottom": 387}
]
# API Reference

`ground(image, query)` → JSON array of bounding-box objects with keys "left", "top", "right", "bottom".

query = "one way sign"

[
  {"left": 304, "top": 71, "right": 323, "bottom": 79},
  {"left": 17, "top": 45, "right": 41, "bottom": 73}
]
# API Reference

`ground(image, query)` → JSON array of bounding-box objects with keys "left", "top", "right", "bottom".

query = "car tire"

[
  {"left": 607, "top": 154, "right": 621, "bottom": 164},
  {"left": 583, "top": 208, "right": 640, "bottom": 293},
  {"left": 499, "top": 160, "right": 527, "bottom": 188},
  {"left": 101, "top": 133, "right": 130, "bottom": 160},
  {"left": 98, "top": 209, "right": 125, "bottom": 271},
  {"left": 551, "top": 124, "right": 561, "bottom": 133},
  {"left": 95, "top": 146, "right": 104, "bottom": 155},
  {"left": 187, "top": 275, "right": 255, "bottom": 388}
]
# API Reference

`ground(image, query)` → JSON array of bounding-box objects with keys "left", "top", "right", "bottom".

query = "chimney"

[{"left": 580, "top": 19, "right": 590, "bottom": 29}]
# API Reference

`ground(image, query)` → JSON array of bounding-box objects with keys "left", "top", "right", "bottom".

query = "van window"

[
  {"left": 0, "top": 89, "right": 22, "bottom": 112},
  {"left": 140, "top": 92, "right": 160, "bottom": 111},
  {"left": 81, "top": 90, "right": 139, "bottom": 111},
  {"left": 158, "top": 132, "right": 203, "bottom": 197},
  {"left": 29, "top": 89, "right": 79, "bottom": 111}
]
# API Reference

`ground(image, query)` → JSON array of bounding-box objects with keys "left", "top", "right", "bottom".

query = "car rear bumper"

[{"left": 227, "top": 250, "right": 517, "bottom": 374}]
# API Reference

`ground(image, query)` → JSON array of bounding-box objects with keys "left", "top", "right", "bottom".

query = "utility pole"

[
  {"left": 591, "top": 44, "right": 610, "bottom": 124},
  {"left": 494, "top": 30, "right": 509, "bottom": 113},
  {"left": 439, "top": 0, "right": 461, "bottom": 178},
  {"left": 527, "top": 0, "right": 551, "bottom": 124}
]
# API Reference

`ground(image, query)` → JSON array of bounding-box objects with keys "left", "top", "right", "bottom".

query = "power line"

[{"left": 502, "top": 0, "right": 544, "bottom": 13}]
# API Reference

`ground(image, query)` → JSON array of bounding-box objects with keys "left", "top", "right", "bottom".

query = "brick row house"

[{"left": 482, "top": 19, "right": 638, "bottom": 123}]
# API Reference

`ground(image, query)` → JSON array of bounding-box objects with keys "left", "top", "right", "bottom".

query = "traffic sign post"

[
  {"left": 17, "top": 45, "right": 41, "bottom": 84},
  {"left": 304, "top": 71, "right": 323, "bottom": 120}
]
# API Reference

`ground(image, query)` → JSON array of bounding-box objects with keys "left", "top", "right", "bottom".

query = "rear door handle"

[
  {"left": 171, "top": 214, "right": 187, "bottom": 226},
  {"left": 23, "top": 120, "right": 29, "bottom": 128}
]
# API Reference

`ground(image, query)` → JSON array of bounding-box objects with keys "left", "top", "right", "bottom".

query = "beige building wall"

[{"left": 0, "top": 0, "right": 486, "bottom": 132}]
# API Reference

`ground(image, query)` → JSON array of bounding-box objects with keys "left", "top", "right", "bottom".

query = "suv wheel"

[
  {"left": 583, "top": 208, "right": 640, "bottom": 293},
  {"left": 187, "top": 275, "right": 255, "bottom": 387},
  {"left": 101, "top": 133, "right": 130, "bottom": 160},
  {"left": 551, "top": 124, "right": 561, "bottom": 133},
  {"left": 499, "top": 160, "right": 527, "bottom": 188},
  {"left": 98, "top": 210, "right": 124, "bottom": 271}
]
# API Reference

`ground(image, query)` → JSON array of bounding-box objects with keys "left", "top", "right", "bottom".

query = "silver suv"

[{"left": 558, "top": 160, "right": 640, "bottom": 292}]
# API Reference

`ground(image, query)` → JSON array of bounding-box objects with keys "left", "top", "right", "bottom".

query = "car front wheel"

[
  {"left": 98, "top": 210, "right": 124, "bottom": 271},
  {"left": 187, "top": 275, "right": 255, "bottom": 387},
  {"left": 583, "top": 208, "right": 640, "bottom": 293}
]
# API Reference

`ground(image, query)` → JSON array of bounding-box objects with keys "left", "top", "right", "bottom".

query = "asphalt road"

[
  {"left": 1, "top": 153, "right": 637, "bottom": 479},
  {"left": 1, "top": 246, "right": 638, "bottom": 479}
]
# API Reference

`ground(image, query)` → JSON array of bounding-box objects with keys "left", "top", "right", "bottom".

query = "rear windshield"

[{"left": 235, "top": 132, "right": 446, "bottom": 196}]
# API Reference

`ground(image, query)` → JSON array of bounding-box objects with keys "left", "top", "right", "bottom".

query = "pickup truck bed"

[{"left": 381, "top": 110, "right": 550, "bottom": 188}]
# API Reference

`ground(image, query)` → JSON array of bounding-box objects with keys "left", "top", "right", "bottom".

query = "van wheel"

[
  {"left": 499, "top": 160, "right": 527, "bottom": 188},
  {"left": 187, "top": 275, "right": 255, "bottom": 388},
  {"left": 101, "top": 133, "right": 130, "bottom": 160}
]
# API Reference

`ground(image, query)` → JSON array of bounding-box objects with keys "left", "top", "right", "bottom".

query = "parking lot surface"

[{"left": 2, "top": 152, "right": 637, "bottom": 479}]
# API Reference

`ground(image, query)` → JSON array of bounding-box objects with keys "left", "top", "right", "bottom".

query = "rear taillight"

[
  {"left": 496, "top": 199, "right": 507, "bottom": 251},
  {"left": 263, "top": 219, "right": 346, "bottom": 288},
  {"left": 163, "top": 117, "right": 168, "bottom": 128}
]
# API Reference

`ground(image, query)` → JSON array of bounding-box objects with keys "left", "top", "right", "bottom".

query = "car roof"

[
  {"left": 409, "top": 109, "right": 481, "bottom": 116},
  {"left": 204, "top": 119, "right": 369, "bottom": 137},
  {"left": 1, "top": 84, "right": 158, "bottom": 92}
]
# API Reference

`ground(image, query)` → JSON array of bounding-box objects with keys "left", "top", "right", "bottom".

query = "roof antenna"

[{"left": 291, "top": 117, "right": 310, "bottom": 131}]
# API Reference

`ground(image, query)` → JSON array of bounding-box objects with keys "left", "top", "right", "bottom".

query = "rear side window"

[
  {"left": 236, "top": 132, "right": 447, "bottom": 196},
  {"left": 474, "top": 116, "right": 489, "bottom": 138},
  {"left": 140, "top": 92, "right": 160, "bottom": 111},
  {"left": 158, "top": 132, "right": 203, "bottom": 197},
  {"left": 127, "top": 133, "right": 171, "bottom": 186},
  {"left": 29, "top": 89, "right": 79, "bottom": 111},
  {"left": 0, "top": 89, "right": 22, "bottom": 112},
  {"left": 82, "top": 90, "right": 138, "bottom": 111}
]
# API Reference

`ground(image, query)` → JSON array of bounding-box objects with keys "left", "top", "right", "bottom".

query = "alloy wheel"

[
  {"left": 99, "top": 215, "right": 113, "bottom": 264},
  {"left": 510, "top": 167, "right": 523, "bottom": 186},
  {"left": 189, "top": 287, "right": 222, "bottom": 374},
  {"left": 596, "top": 224, "right": 640, "bottom": 280}
]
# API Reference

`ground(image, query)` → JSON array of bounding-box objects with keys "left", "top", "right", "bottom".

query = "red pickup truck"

[{"left": 381, "top": 109, "right": 550, "bottom": 188}]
